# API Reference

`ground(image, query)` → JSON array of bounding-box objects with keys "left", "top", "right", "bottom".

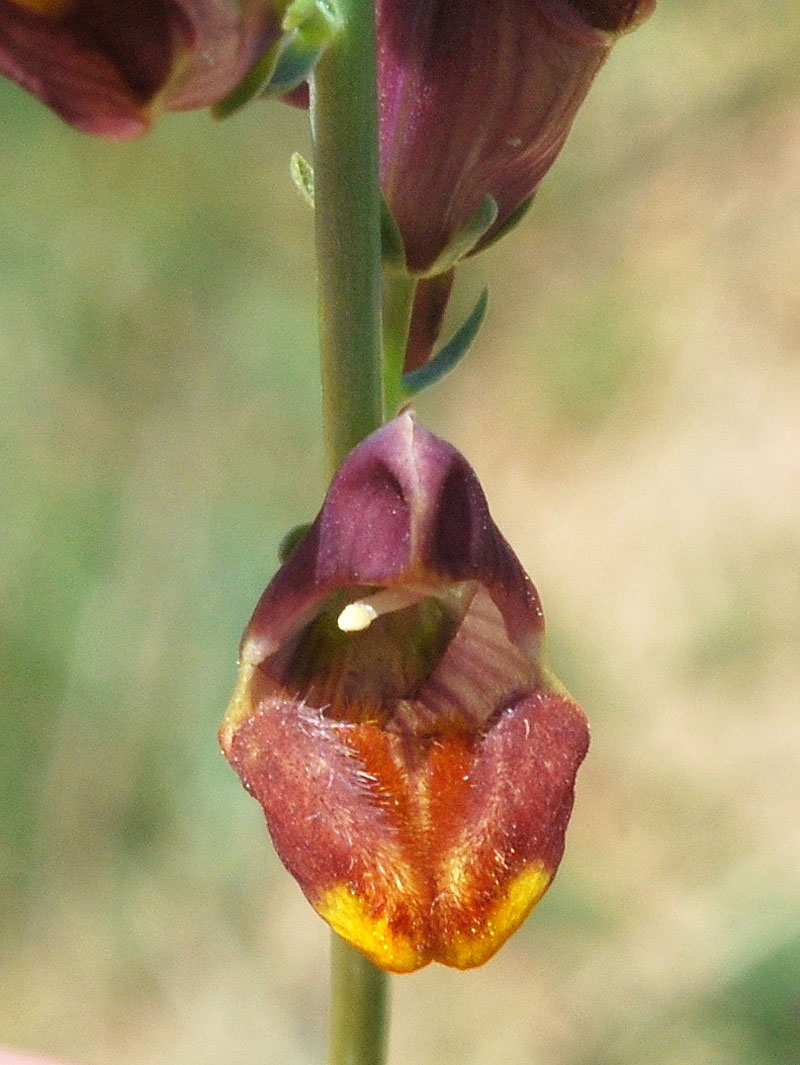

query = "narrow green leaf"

[
  {"left": 402, "top": 287, "right": 488, "bottom": 397},
  {"left": 266, "top": 37, "right": 324, "bottom": 94},
  {"left": 268, "top": 0, "right": 342, "bottom": 92},
  {"left": 283, "top": 0, "right": 341, "bottom": 41},
  {"left": 212, "top": 0, "right": 342, "bottom": 118}
]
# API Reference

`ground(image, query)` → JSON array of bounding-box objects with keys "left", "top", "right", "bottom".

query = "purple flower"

[
  {"left": 377, "top": 0, "right": 655, "bottom": 272},
  {"left": 220, "top": 413, "right": 589, "bottom": 971},
  {"left": 0, "top": 0, "right": 284, "bottom": 136}
]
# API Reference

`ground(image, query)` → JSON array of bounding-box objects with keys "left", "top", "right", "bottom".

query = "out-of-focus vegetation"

[{"left": 2, "top": 2, "right": 799, "bottom": 1063}]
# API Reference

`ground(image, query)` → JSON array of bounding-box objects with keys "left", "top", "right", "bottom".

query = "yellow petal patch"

[
  {"left": 317, "top": 884, "right": 426, "bottom": 974},
  {"left": 7, "top": 0, "right": 72, "bottom": 16},
  {"left": 437, "top": 861, "right": 552, "bottom": 969},
  {"left": 316, "top": 861, "right": 551, "bottom": 972}
]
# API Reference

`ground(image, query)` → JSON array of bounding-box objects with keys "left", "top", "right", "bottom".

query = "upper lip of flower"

[{"left": 221, "top": 410, "right": 545, "bottom": 744}]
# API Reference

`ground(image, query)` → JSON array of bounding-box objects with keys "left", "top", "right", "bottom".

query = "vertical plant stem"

[
  {"left": 310, "top": 1, "right": 389, "bottom": 1062},
  {"left": 311, "top": 0, "right": 384, "bottom": 473},
  {"left": 329, "top": 933, "right": 389, "bottom": 1065}
]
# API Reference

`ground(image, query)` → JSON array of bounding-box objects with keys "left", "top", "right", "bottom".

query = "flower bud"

[
  {"left": 0, "top": 0, "right": 285, "bottom": 136},
  {"left": 220, "top": 412, "right": 589, "bottom": 971},
  {"left": 378, "top": 0, "right": 655, "bottom": 273}
]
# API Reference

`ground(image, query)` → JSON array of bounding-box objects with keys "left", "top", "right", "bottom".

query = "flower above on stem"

[
  {"left": 0, "top": 0, "right": 287, "bottom": 136},
  {"left": 377, "top": 0, "right": 656, "bottom": 275},
  {"left": 220, "top": 412, "right": 589, "bottom": 972},
  {"left": 375, "top": 0, "right": 656, "bottom": 385}
]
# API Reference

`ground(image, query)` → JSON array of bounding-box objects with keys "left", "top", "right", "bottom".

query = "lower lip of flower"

[{"left": 224, "top": 662, "right": 587, "bottom": 971}]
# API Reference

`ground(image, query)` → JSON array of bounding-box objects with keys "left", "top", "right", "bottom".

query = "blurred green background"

[{"left": 2, "top": 2, "right": 800, "bottom": 1063}]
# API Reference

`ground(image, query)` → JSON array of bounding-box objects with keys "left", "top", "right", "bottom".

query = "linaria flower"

[
  {"left": 377, "top": 0, "right": 655, "bottom": 273},
  {"left": 220, "top": 412, "right": 589, "bottom": 971},
  {"left": 0, "top": 0, "right": 285, "bottom": 136}
]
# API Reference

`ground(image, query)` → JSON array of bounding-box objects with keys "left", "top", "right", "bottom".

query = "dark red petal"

[
  {"left": 0, "top": 0, "right": 191, "bottom": 136},
  {"left": 377, "top": 0, "right": 654, "bottom": 271},
  {"left": 566, "top": 0, "right": 655, "bottom": 32},
  {"left": 0, "top": 0, "right": 283, "bottom": 136},
  {"left": 226, "top": 676, "right": 589, "bottom": 970},
  {"left": 241, "top": 414, "right": 542, "bottom": 664},
  {"left": 163, "top": 0, "right": 285, "bottom": 112}
]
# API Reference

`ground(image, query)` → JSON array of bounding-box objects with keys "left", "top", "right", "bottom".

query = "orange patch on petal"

[
  {"left": 7, "top": 0, "right": 72, "bottom": 15},
  {"left": 226, "top": 673, "right": 588, "bottom": 971},
  {"left": 327, "top": 722, "right": 561, "bottom": 970}
]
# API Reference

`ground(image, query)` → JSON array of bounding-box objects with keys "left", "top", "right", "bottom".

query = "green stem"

[
  {"left": 329, "top": 934, "right": 389, "bottom": 1065},
  {"left": 311, "top": 0, "right": 384, "bottom": 473},
  {"left": 382, "top": 273, "right": 417, "bottom": 415},
  {"left": 310, "top": 2, "right": 390, "bottom": 1063}
]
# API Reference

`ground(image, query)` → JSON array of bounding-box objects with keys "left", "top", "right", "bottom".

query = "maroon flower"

[
  {"left": 377, "top": 0, "right": 655, "bottom": 273},
  {"left": 0, "top": 0, "right": 285, "bottom": 136},
  {"left": 220, "top": 412, "right": 589, "bottom": 971}
]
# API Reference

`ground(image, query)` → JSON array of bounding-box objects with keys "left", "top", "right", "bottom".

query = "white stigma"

[
  {"left": 336, "top": 586, "right": 434, "bottom": 633},
  {"left": 337, "top": 602, "right": 379, "bottom": 632}
]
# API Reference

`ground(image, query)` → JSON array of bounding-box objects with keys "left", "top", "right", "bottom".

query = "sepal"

[
  {"left": 212, "top": 0, "right": 340, "bottom": 118},
  {"left": 402, "top": 287, "right": 488, "bottom": 399},
  {"left": 422, "top": 196, "right": 498, "bottom": 278}
]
